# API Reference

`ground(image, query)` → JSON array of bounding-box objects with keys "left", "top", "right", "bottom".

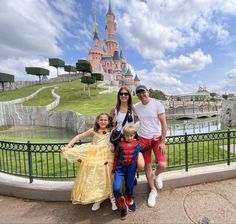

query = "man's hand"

[{"left": 158, "top": 142, "right": 166, "bottom": 155}]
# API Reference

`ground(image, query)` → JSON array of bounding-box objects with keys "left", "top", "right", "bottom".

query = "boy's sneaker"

[
  {"left": 110, "top": 197, "right": 118, "bottom": 211},
  {"left": 91, "top": 201, "right": 102, "bottom": 211},
  {"left": 155, "top": 174, "right": 163, "bottom": 189},
  {"left": 120, "top": 196, "right": 128, "bottom": 220},
  {"left": 147, "top": 190, "right": 158, "bottom": 208},
  {"left": 129, "top": 200, "right": 136, "bottom": 212}
]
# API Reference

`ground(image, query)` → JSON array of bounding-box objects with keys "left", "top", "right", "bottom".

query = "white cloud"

[
  {"left": 0, "top": 0, "right": 80, "bottom": 59},
  {"left": 95, "top": 0, "right": 233, "bottom": 61},
  {"left": 137, "top": 68, "right": 183, "bottom": 95},
  {"left": 0, "top": 57, "right": 58, "bottom": 81},
  {"left": 225, "top": 69, "right": 236, "bottom": 79},
  {"left": 156, "top": 50, "right": 212, "bottom": 73}
]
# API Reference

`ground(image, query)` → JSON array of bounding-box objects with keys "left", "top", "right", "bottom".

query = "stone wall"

[
  {"left": 0, "top": 102, "right": 95, "bottom": 133},
  {"left": 220, "top": 98, "right": 236, "bottom": 128},
  {"left": 0, "top": 84, "right": 96, "bottom": 133}
]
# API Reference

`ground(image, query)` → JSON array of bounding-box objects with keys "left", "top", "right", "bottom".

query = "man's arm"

[{"left": 158, "top": 113, "right": 167, "bottom": 154}]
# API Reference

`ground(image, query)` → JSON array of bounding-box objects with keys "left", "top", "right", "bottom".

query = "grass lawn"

[
  {"left": 0, "top": 83, "right": 53, "bottom": 101},
  {"left": 22, "top": 87, "right": 56, "bottom": 106},
  {"left": 0, "top": 78, "right": 139, "bottom": 115}
]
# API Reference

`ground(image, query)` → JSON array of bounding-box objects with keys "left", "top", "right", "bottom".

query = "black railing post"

[
  {"left": 227, "top": 129, "right": 230, "bottom": 166},
  {"left": 27, "top": 141, "right": 33, "bottom": 183},
  {"left": 184, "top": 133, "right": 188, "bottom": 171}
]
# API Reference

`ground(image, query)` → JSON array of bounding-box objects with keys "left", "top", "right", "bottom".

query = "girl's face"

[
  {"left": 97, "top": 114, "right": 109, "bottom": 129},
  {"left": 119, "top": 89, "right": 129, "bottom": 103}
]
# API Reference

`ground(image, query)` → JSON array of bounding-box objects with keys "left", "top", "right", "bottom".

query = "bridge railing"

[{"left": 0, "top": 130, "right": 235, "bottom": 183}]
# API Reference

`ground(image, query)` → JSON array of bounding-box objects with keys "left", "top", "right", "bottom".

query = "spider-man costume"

[{"left": 112, "top": 139, "right": 143, "bottom": 208}]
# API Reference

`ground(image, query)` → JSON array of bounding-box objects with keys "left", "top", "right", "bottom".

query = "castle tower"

[
  {"left": 87, "top": 12, "right": 104, "bottom": 70},
  {"left": 134, "top": 73, "right": 141, "bottom": 87},
  {"left": 105, "top": 0, "right": 118, "bottom": 56}
]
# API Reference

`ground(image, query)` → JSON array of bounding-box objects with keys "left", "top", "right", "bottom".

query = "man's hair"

[{"left": 123, "top": 125, "right": 136, "bottom": 135}]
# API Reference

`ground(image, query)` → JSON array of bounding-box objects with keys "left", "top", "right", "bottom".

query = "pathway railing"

[{"left": 0, "top": 130, "right": 235, "bottom": 183}]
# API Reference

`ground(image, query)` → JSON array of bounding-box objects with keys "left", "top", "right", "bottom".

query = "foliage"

[
  {"left": 76, "top": 60, "right": 92, "bottom": 74},
  {"left": 149, "top": 88, "right": 167, "bottom": 100},
  {"left": 49, "top": 58, "right": 65, "bottom": 68},
  {"left": 81, "top": 76, "right": 95, "bottom": 85},
  {"left": 92, "top": 73, "right": 104, "bottom": 81}
]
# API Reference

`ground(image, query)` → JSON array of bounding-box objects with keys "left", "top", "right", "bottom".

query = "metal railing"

[{"left": 0, "top": 130, "right": 235, "bottom": 183}]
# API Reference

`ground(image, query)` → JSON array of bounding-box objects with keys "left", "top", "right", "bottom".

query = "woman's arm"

[{"left": 61, "top": 129, "right": 94, "bottom": 153}]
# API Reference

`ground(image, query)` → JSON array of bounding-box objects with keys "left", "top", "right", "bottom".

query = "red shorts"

[{"left": 138, "top": 136, "right": 167, "bottom": 165}]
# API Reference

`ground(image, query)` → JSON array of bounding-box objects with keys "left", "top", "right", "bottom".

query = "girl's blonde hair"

[
  {"left": 123, "top": 125, "right": 136, "bottom": 136},
  {"left": 94, "top": 112, "right": 113, "bottom": 132}
]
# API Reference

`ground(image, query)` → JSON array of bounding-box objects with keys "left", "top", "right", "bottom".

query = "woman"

[{"left": 110, "top": 86, "right": 144, "bottom": 171}]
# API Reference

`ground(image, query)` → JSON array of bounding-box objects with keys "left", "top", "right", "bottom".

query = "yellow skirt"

[{"left": 63, "top": 142, "right": 114, "bottom": 204}]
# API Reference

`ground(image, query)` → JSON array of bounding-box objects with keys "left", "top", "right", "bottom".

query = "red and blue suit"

[{"left": 112, "top": 139, "right": 143, "bottom": 209}]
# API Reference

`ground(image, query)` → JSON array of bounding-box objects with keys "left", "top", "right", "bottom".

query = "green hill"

[{"left": 0, "top": 79, "right": 139, "bottom": 115}]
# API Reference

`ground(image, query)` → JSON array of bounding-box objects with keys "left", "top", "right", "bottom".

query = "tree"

[
  {"left": 91, "top": 72, "right": 104, "bottom": 88},
  {"left": 64, "top": 65, "right": 77, "bottom": 82},
  {"left": 76, "top": 60, "right": 92, "bottom": 76},
  {"left": 149, "top": 88, "right": 167, "bottom": 100},
  {"left": 0, "top": 72, "right": 14, "bottom": 92},
  {"left": 25, "top": 67, "right": 49, "bottom": 84},
  {"left": 81, "top": 76, "right": 95, "bottom": 96},
  {"left": 49, "top": 58, "right": 65, "bottom": 77}
]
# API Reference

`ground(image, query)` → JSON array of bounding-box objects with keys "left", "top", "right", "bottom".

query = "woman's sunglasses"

[{"left": 119, "top": 92, "right": 129, "bottom": 96}]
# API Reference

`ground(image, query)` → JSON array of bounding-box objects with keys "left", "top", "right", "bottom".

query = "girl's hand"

[{"left": 61, "top": 147, "right": 68, "bottom": 154}]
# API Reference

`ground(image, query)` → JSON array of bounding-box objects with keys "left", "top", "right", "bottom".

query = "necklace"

[{"left": 102, "top": 131, "right": 107, "bottom": 134}]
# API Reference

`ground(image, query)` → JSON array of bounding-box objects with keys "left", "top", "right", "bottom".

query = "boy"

[{"left": 112, "top": 125, "right": 143, "bottom": 220}]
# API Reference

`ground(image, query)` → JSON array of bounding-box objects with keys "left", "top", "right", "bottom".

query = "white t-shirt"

[
  {"left": 114, "top": 109, "right": 135, "bottom": 132},
  {"left": 134, "top": 98, "right": 165, "bottom": 139}
]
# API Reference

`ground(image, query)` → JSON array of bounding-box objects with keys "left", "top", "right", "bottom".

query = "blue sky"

[{"left": 1, "top": 0, "right": 236, "bottom": 95}]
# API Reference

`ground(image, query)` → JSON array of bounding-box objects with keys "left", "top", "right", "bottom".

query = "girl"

[{"left": 61, "top": 112, "right": 117, "bottom": 211}]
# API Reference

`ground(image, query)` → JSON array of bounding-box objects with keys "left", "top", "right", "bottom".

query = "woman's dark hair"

[
  {"left": 115, "top": 86, "right": 133, "bottom": 112},
  {"left": 94, "top": 112, "right": 114, "bottom": 132}
]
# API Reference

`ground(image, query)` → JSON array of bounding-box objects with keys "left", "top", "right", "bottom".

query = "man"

[{"left": 134, "top": 85, "right": 167, "bottom": 208}]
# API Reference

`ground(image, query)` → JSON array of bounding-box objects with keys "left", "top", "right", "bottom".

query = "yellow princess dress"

[{"left": 62, "top": 132, "right": 114, "bottom": 204}]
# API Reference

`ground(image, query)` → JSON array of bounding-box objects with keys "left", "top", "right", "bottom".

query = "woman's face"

[{"left": 119, "top": 89, "right": 129, "bottom": 103}]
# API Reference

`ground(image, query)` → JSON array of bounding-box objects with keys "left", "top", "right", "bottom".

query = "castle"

[{"left": 87, "top": 0, "right": 141, "bottom": 92}]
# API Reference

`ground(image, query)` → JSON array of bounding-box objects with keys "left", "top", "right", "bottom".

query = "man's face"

[{"left": 136, "top": 89, "right": 150, "bottom": 104}]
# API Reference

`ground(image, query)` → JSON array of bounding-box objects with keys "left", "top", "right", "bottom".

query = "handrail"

[{"left": 0, "top": 130, "right": 235, "bottom": 183}]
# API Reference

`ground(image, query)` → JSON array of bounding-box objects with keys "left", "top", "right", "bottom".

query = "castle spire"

[
  {"left": 106, "top": 0, "right": 114, "bottom": 17},
  {"left": 93, "top": 11, "right": 99, "bottom": 40}
]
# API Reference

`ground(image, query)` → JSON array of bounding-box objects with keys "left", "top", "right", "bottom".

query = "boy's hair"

[
  {"left": 123, "top": 125, "right": 136, "bottom": 136},
  {"left": 94, "top": 112, "right": 113, "bottom": 132}
]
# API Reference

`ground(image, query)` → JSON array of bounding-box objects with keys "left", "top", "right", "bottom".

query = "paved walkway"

[{"left": 0, "top": 178, "right": 235, "bottom": 224}]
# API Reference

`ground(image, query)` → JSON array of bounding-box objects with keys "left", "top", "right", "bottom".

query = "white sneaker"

[
  {"left": 155, "top": 174, "right": 163, "bottom": 189},
  {"left": 110, "top": 197, "right": 118, "bottom": 211},
  {"left": 91, "top": 201, "right": 102, "bottom": 211},
  {"left": 147, "top": 190, "right": 158, "bottom": 208}
]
